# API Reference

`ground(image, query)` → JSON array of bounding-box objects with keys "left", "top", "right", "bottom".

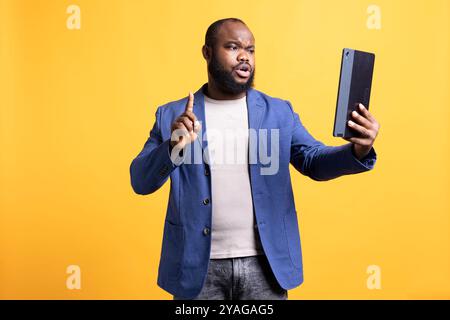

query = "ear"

[{"left": 202, "top": 45, "right": 211, "bottom": 61}]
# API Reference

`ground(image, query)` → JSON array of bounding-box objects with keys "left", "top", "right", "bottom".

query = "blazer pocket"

[
  {"left": 160, "top": 220, "right": 185, "bottom": 280},
  {"left": 283, "top": 210, "right": 303, "bottom": 269}
]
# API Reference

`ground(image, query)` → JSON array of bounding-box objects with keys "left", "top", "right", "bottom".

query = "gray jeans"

[{"left": 173, "top": 254, "right": 288, "bottom": 300}]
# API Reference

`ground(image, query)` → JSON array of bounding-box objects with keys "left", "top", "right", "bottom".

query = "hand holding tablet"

[{"left": 333, "top": 48, "right": 380, "bottom": 159}]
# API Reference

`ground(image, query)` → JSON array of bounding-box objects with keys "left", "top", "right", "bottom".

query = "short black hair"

[{"left": 205, "top": 18, "right": 246, "bottom": 48}]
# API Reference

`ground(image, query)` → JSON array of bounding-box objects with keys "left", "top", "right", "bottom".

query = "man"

[{"left": 130, "top": 18, "right": 380, "bottom": 300}]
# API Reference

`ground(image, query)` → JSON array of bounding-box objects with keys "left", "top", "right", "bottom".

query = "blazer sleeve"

[
  {"left": 287, "top": 101, "right": 377, "bottom": 181},
  {"left": 130, "top": 106, "right": 181, "bottom": 195}
]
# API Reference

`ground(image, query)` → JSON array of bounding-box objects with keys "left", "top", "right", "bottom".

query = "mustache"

[{"left": 233, "top": 62, "right": 252, "bottom": 72}]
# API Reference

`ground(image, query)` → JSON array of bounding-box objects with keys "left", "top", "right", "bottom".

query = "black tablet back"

[{"left": 333, "top": 48, "right": 375, "bottom": 138}]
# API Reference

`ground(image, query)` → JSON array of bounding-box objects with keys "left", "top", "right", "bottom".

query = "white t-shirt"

[{"left": 204, "top": 94, "right": 264, "bottom": 259}]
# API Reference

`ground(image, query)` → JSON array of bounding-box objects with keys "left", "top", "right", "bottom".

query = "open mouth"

[{"left": 234, "top": 64, "right": 251, "bottom": 78}]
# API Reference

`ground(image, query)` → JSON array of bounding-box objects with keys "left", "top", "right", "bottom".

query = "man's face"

[{"left": 207, "top": 21, "right": 255, "bottom": 95}]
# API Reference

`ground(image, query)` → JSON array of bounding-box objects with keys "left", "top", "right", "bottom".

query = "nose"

[{"left": 237, "top": 51, "right": 249, "bottom": 63}]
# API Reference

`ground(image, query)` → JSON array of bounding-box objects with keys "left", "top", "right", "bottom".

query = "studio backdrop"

[{"left": 0, "top": 0, "right": 449, "bottom": 299}]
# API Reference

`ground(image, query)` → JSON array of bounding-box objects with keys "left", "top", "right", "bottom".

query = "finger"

[
  {"left": 348, "top": 120, "right": 372, "bottom": 138},
  {"left": 172, "top": 122, "right": 189, "bottom": 136},
  {"left": 185, "top": 92, "right": 194, "bottom": 113},
  {"left": 350, "top": 110, "right": 372, "bottom": 128},
  {"left": 357, "top": 103, "right": 376, "bottom": 122},
  {"left": 183, "top": 111, "right": 200, "bottom": 133},
  {"left": 178, "top": 116, "right": 194, "bottom": 132},
  {"left": 182, "top": 111, "right": 201, "bottom": 134},
  {"left": 183, "top": 110, "right": 197, "bottom": 125}
]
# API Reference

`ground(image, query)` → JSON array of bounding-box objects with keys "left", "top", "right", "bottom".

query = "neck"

[{"left": 206, "top": 80, "right": 247, "bottom": 100}]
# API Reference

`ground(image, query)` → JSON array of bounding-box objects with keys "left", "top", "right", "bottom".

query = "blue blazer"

[{"left": 130, "top": 84, "right": 377, "bottom": 299}]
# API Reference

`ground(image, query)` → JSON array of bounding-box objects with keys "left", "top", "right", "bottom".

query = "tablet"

[{"left": 333, "top": 48, "right": 375, "bottom": 138}]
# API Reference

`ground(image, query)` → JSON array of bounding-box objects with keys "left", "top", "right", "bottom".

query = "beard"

[{"left": 208, "top": 53, "right": 255, "bottom": 95}]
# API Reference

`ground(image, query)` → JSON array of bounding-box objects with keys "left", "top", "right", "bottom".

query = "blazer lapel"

[
  {"left": 246, "top": 87, "right": 265, "bottom": 131},
  {"left": 193, "top": 84, "right": 208, "bottom": 153}
]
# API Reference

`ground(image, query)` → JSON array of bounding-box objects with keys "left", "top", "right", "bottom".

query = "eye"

[{"left": 228, "top": 46, "right": 238, "bottom": 51}]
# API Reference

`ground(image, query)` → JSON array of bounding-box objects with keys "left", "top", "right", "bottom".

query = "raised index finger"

[{"left": 185, "top": 92, "right": 194, "bottom": 113}]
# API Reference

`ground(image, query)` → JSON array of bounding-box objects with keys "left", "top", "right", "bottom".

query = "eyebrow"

[{"left": 224, "top": 41, "right": 255, "bottom": 49}]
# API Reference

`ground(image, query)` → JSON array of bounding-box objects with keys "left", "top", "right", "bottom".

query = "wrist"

[{"left": 352, "top": 144, "right": 371, "bottom": 160}]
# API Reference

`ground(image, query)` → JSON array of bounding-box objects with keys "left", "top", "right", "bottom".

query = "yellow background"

[{"left": 1, "top": 0, "right": 449, "bottom": 299}]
